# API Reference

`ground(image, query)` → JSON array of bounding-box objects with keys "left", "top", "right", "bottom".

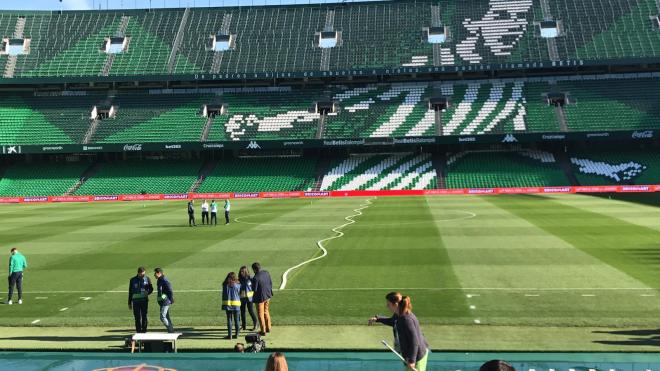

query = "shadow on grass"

[
  {"left": 593, "top": 328, "right": 660, "bottom": 347},
  {"left": 1, "top": 327, "right": 255, "bottom": 343}
]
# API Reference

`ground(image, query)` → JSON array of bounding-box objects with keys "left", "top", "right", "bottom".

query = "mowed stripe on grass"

[{"left": 1, "top": 195, "right": 660, "bottom": 332}]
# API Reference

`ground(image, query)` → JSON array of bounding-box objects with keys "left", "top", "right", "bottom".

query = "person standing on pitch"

[
  {"left": 187, "top": 200, "right": 196, "bottom": 227},
  {"left": 222, "top": 272, "right": 242, "bottom": 339},
  {"left": 224, "top": 199, "right": 231, "bottom": 224},
  {"left": 6, "top": 248, "right": 27, "bottom": 305},
  {"left": 251, "top": 262, "right": 273, "bottom": 336},
  {"left": 128, "top": 266, "right": 153, "bottom": 333},
  {"left": 210, "top": 200, "right": 218, "bottom": 226},
  {"left": 239, "top": 266, "right": 257, "bottom": 331},
  {"left": 201, "top": 199, "right": 210, "bottom": 225},
  {"left": 154, "top": 268, "right": 175, "bottom": 333}
]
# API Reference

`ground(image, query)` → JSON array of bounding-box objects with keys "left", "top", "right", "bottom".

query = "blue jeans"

[
  {"left": 160, "top": 305, "right": 174, "bottom": 333},
  {"left": 226, "top": 310, "right": 240, "bottom": 338}
]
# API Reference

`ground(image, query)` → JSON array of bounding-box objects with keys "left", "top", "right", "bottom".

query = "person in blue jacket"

[
  {"left": 128, "top": 266, "right": 153, "bottom": 333},
  {"left": 238, "top": 266, "right": 257, "bottom": 331},
  {"left": 222, "top": 271, "right": 242, "bottom": 339},
  {"left": 154, "top": 267, "right": 174, "bottom": 333}
]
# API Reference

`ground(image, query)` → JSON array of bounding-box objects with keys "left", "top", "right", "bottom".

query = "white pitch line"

[
  {"left": 581, "top": 294, "right": 596, "bottom": 297},
  {"left": 469, "top": 305, "right": 476, "bottom": 310},
  {"left": 35, "top": 297, "right": 47, "bottom": 300},
  {"left": 279, "top": 198, "right": 375, "bottom": 290},
  {"left": 31, "top": 319, "right": 40, "bottom": 324},
  {"left": 641, "top": 294, "right": 655, "bottom": 297},
  {"left": 474, "top": 319, "right": 481, "bottom": 324},
  {"left": 80, "top": 297, "right": 92, "bottom": 301},
  {"left": 59, "top": 307, "right": 68, "bottom": 312},
  {"left": 525, "top": 294, "right": 540, "bottom": 297}
]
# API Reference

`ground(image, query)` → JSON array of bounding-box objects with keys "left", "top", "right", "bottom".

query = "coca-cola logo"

[
  {"left": 632, "top": 130, "right": 653, "bottom": 139},
  {"left": 123, "top": 144, "right": 143, "bottom": 151}
]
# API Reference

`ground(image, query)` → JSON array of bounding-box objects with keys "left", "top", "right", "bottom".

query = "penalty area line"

[{"left": 279, "top": 197, "right": 375, "bottom": 290}]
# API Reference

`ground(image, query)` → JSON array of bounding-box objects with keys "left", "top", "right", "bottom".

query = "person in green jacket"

[{"left": 7, "top": 248, "right": 27, "bottom": 305}]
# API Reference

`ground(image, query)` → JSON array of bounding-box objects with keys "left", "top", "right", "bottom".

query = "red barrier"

[{"left": 1, "top": 185, "right": 659, "bottom": 204}]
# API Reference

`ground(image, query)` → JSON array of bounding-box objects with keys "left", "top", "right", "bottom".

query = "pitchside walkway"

[
  {"left": 3, "top": 325, "right": 660, "bottom": 352},
  {"left": 0, "top": 351, "right": 658, "bottom": 370}
]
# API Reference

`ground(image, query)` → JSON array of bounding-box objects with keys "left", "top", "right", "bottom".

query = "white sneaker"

[
  {"left": 6, "top": 300, "right": 12, "bottom": 305},
  {"left": 18, "top": 300, "right": 22, "bottom": 305}
]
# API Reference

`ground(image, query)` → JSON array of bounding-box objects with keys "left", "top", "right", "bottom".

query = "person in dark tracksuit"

[
  {"left": 188, "top": 200, "right": 196, "bottom": 227},
  {"left": 6, "top": 248, "right": 27, "bottom": 305},
  {"left": 222, "top": 272, "right": 241, "bottom": 339},
  {"left": 128, "top": 266, "right": 153, "bottom": 333},
  {"left": 154, "top": 268, "right": 175, "bottom": 333},
  {"left": 238, "top": 266, "right": 257, "bottom": 331},
  {"left": 251, "top": 262, "right": 273, "bottom": 336}
]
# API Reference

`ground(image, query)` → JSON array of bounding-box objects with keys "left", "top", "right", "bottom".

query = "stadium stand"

[
  {"left": 325, "top": 83, "right": 435, "bottom": 138},
  {"left": 558, "top": 78, "right": 660, "bottom": 131},
  {"left": 319, "top": 153, "right": 437, "bottom": 191},
  {"left": 74, "top": 159, "right": 200, "bottom": 195},
  {"left": 2, "top": 76, "right": 660, "bottom": 146},
  {"left": 0, "top": 0, "right": 659, "bottom": 79},
  {"left": 92, "top": 93, "right": 209, "bottom": 143},
  {"left": 549, "top": 0, "right": 660, "bottom": 61},
  {"left": 570, "top": 151, "right": 660, "bottom": 185},
  {"left": 197, "top": 157, "right": 317, "bottom": 192},
  {"left": 0, "top": 161, "right": 88, "bottom": 196},
  {"left": 207, "top": 88, "right": 320, "bottom": 142},
  {"left": 445, "top": 150, "right": 570, "bottom": 188}
]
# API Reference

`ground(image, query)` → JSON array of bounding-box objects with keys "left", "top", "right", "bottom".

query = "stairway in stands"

[
  {"left": 555, "top": 150, "right": 580, "bottom": 186},
  {"left": 432, "top": 153, "right": 447, "bottom": 189},
  {"left": 189, "top": 159, "right": 218, "bottom": 193},
  {"left": 65, "top": 161, "right": 103, "bottom": 195}
]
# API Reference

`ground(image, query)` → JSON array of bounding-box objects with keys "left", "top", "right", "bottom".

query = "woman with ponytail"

[
  {"left": 395, "top": 296, "right": 429, "bottom": 371},
  {"left": 368, "top": 292, "right": 403, "bottom": 351}
]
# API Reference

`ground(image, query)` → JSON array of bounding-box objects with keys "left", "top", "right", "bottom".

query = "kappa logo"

[
  {"left": 246, "top": 141, "right": 261, "bottom": 149},
  {"left": 501, "top": 134, "right": 518, "bottom": 143},
  {"left": 2, "top": 146, "right": 21, "bottom": 154}
]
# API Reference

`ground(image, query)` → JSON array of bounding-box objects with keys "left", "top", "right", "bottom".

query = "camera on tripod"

[{"left": 245, "top": 333, "right": 266, "bottom": 353}]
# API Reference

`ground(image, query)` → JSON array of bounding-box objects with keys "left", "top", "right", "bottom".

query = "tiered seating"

[
  {"left": 521, "top": 82, "right": 562, "bottom": 132},
  {"left": 559, "top": 78, "right": 660, "bottom": 131},
  {"left": 75, "top": 159, "right": 200, "bottom": 195},
  {"left": 94, "top": 93, "right": 209, "bottom": 143},
  {"left": 207, "top": 88, "right": 321, "bottom": 142},
  {"left": 198, "top": 157, "right": 317, "bottom": 192},
  {"left": 18, "top": 12, "right": 120, "bottom": 77},
  {"left": 550, "top": 0, "right": 660, "bottom": 61},
  {"left": 570, "top": 151, "right": 660, "bottom": 185},
  {"left": 109, "top": 11, "right": 199, "bottom": 76},
  {"left": 0, "top": 95, "right": 82, "bottom": 145},
  {"left": 444, "top": 0, "right": 546, "bottom": 66},
  {"left": 325, "top": 83, "right": 435, "bottom": 138},
  {"left": 445, "top": 150, "right": 569, "bottom": 188},
  {"left": 319, "top": 153, "right": 437, "bottom": 190},
  {"left": 1, "top": 0, "right": 660, "bottom": 78},
  {"left": 441, "top": 81, "right": 529, "bottom": 135},
  {"left": 0, "top": 161, "right": 87, "bottom": 196},
  {"left": 329, "top": 2, "right": 434, "bottom": 70}
]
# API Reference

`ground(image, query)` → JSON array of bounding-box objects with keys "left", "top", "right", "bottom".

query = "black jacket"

[
  {"left": 157, "top": 276, "right": 174, "bottom": 306},
  {"left": 396, "top": 312, "right": 429, "bottom": 364},
  {"left": 128, "top": 275, "right": 153, "bottom": 305},
  {"left": 251, "top": 270, "right": 273, "bottom": 303}
]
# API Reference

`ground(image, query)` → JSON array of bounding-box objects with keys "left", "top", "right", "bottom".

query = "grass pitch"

[{"left": 1, "top": 194, "right": 660, "bottom": 351}]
